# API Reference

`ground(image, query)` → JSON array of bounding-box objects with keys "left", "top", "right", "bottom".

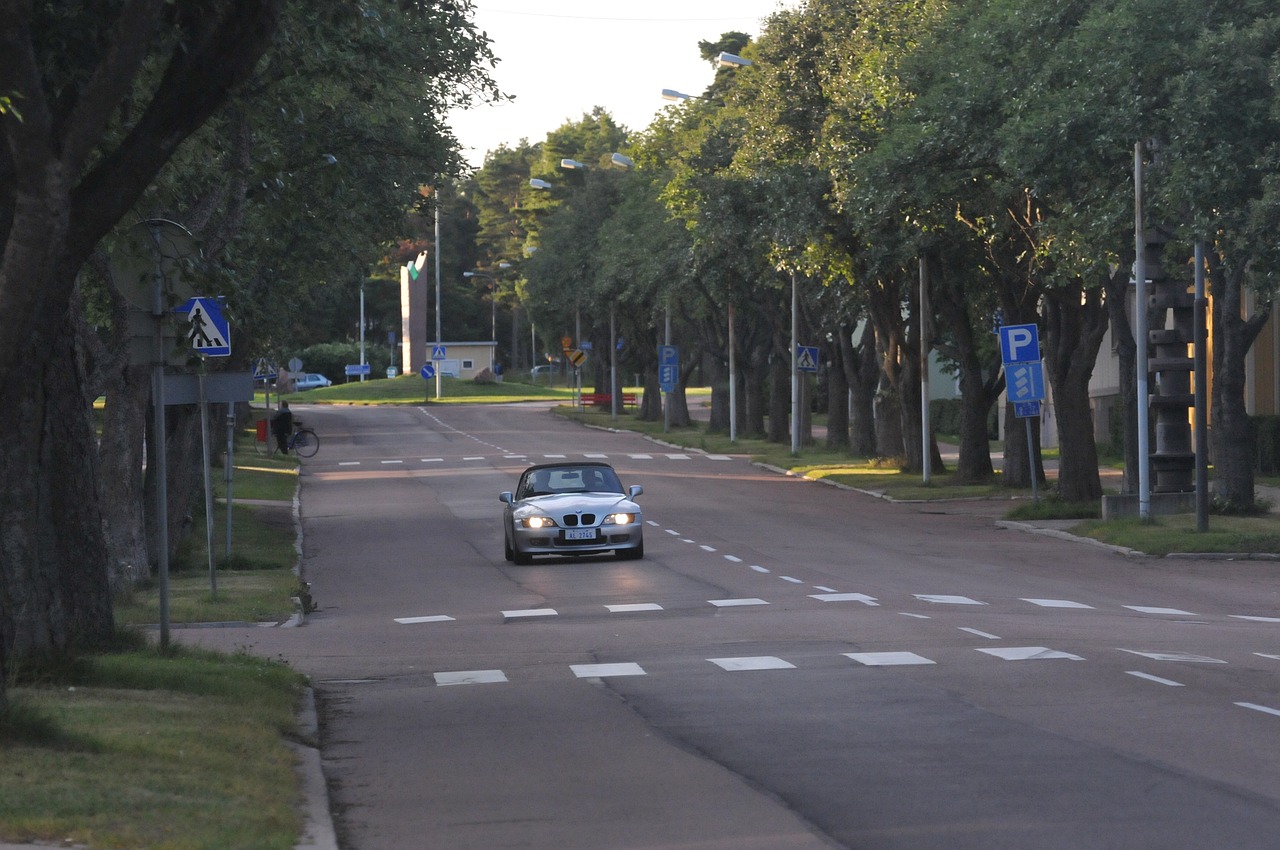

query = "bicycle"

[
  {"left": 254, "top": 419, "right": 319, "bottom": 457},
  {"left": 287, "top": 422, "right": 319, "bottom": 458}
]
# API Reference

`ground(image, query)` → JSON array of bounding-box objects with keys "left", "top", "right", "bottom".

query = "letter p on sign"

[{"left": 999, "top": 323, "right": 1040, "bottom": 366}]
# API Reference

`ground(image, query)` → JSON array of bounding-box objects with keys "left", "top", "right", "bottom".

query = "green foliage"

[
  {"left": 291, "top": 342, "right": 388, "bottom": 383},
  {"left": 1252, "top": 415, "right": 1280, "bottom": 474}
]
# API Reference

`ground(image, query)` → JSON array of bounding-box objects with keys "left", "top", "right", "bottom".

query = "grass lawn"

[{"left": 0, "top": 647, "right": 307, "bottom": 850}]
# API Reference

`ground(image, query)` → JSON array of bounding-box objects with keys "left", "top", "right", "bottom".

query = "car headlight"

[
  {"left": 603, "top": 512, "right": 634, "bottom": 525},
  {"left": 520, "top": 516, "right": 558, "bottom": 529}
]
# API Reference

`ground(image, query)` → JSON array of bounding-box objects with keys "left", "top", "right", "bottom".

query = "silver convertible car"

[{"left": 500, "top": 461, "right": 644, "bottom": 564}]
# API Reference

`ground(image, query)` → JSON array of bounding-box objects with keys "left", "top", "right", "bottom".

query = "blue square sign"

[
  {"left": 998, "top": 323, "right": 1040, "bottom": 365},
  {"left": 1007, "top": 360, "right": 1046, "bottom": 403}
]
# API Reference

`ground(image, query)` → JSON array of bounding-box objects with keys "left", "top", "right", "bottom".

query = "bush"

[
  {"left": 290, "top": 342, "right": 392, "bottom": 383},
  {"left": 1253, "top": 415, "right": 1280, "bottom": 474}
]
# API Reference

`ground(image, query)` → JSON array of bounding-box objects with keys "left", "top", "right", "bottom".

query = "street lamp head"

[
  {"left": 498, "top": 262, "right": 512, "bottom": 269},
  {"left": 560, "top": 158, "right": 586, "bottom": 170},
  {"left": 662, "top": 88, "right": 694, "bottom": 101},
  {"left": 717, "top": 51, "right": 752, "bottom": 68},
  {"left": 610, "top": 152, "right": 634, "bottom": 170},
  {"left": 529, "top": 178, "right": 552, "bottom": 190}
]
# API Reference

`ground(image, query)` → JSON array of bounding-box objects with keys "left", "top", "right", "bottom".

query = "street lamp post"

[{"left": 464, "top": 262, "right": 511, "bottom": 372}]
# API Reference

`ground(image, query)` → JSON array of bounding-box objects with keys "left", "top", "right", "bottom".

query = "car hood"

[{"left": 518, "top": 493, "right": 639, "bottom": 514}]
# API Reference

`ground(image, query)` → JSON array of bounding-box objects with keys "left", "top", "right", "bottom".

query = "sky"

[{"left": 445, "top": 1, "right": 799, "bottom": 169}]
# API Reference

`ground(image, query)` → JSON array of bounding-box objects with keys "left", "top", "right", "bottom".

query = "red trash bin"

[{"left": 256, "top": 419, "right": 269, "bottom": 443}]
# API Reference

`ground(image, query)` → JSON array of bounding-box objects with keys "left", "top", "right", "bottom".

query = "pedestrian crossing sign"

[
  {"left": 796, "top": 344, "right": 819, "bottom": 373},
  {"left": 176, "top": 297, "right": 230, "bottom": 357}
]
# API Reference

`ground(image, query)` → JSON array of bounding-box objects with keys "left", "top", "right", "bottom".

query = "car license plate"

[{"left": 565, "top": 529, "right": 596, "bottom": 541}]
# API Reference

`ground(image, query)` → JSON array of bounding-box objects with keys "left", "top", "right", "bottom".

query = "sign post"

[{"left": 999, "top": 324, "right": 1045, "bottom": 503}]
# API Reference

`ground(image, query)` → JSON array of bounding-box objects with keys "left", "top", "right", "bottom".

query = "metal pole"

[
  {"left": 664, "top": 306, "right": 672, "bottom": 433},
  {"left": 920, "top": 257, "right": 931, "bottom": 483},
  {"left": 225, "top": 411, "right": 235, "bottom": 559},
  {"left": 434, "top": 193, "right": 442, "bottom": 400},
  {"left": 359, "top": 281, "right": 366, "bottom": 382},
  {"left": 791, "top": 271, "right": 799, "bottom": 455},
  {"left": 148, "top": 223, "right": 170, "bottom": 649},
  {"left": 1134, "top": 143, "right": 1151, "bottom": 520},
  {"left": 1026, "top": 417, "right": 1038, "bottom": 504},
  {"left": 610, "top": 306, "right": 618, "bottom": 420},
  {"left": 1194, "top": 241, "right": 1209, "bottom": 532},
  {"left": 198, "top": 370, "right": 216, "bottom": 597},
  {"left": 728, "top": 303, "right": 737, "bottom": 442}
]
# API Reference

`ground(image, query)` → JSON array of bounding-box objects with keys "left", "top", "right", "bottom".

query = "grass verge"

[{"left": 0, "top": 644, "right": 308, "bottom": 850}]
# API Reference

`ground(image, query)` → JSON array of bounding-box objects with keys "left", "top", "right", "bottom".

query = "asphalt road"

[{"left": 180, "top": 402, "right": 1280, "bottom": 850}]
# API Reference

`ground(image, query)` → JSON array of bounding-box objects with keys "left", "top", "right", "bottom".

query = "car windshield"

[{"left": 518, "top": 465, "right": 623, "bottom": 498}]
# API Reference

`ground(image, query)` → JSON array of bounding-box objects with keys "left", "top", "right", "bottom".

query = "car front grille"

[{"left": 561, "top": 513, "right": 597, "bottom": 527}]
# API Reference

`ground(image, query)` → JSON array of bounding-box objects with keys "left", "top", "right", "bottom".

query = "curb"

[{"left": 292, "top": 687, "right": 338, "bottom": 850}]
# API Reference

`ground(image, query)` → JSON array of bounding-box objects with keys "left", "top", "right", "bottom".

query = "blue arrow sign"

[
  {"left": 420, "top": 363, "right": 436, "bottom": 380},
  {"left": 176, "top": 297, "right": 230, "bottom": 357},
  {"left": 1007, "top": 360, "right": 1046, "bottom": 403}
]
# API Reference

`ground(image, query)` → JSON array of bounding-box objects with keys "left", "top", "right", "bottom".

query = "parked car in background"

[
  {"left": 530, "top": 364, "right": 562, "bottom": 381},
  {"left": 500, "top": 462, "right": 644, "bottom": 565},
  {"left": 294, "top": 373, "right": 332, "bottom": 390}
]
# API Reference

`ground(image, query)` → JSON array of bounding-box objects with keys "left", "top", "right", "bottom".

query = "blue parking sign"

[{"left": 998, "top": 323, "right": 1039, "bottom": 365}]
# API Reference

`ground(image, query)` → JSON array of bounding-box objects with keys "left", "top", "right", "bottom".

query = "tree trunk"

[
  {"left": 931, "top": 265, "right": 997, "bottom": 484},
  {"left": 845, "top": 323, "right": 878, "bottom": 457},
  {"left": 824, "top": 337, "right": 850, "bottom": 451},
  {"left": 0, "top": 315, "right": 115, "bottom": 660},
  {"left": 98, "top": 366, "right": 153, "bottom": 588},
  {"left": 767, "top": 355, "right": 790, "bottom": 444},
  {"left": 1042, "top": 286, "right": 1109, "bottom": 502},
  {"left": 1210, "top": 258, "right": 1270, "bottom": 509},
  {"left": 1104, "top": 265, "right": 1141, "bottom": 494}
]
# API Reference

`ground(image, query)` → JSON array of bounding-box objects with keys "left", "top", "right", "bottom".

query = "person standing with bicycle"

[{"left": 270, "top": 401, "right": 294, "bottom": 454}]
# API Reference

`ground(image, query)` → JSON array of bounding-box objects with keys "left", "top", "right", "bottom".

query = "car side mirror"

[
  {"left": 628, "top": 484, "right": 643, "bottom": 499},
  {"left": 499, "top": 491, "right": 514, "bottom": 504}
]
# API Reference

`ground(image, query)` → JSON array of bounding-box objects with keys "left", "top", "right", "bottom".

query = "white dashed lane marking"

[
  {"left": 1127, "top": 671, "right": 1184, "bottom": 687},
  {"left": 1125, "top": 606, "right": 1198, "bottom": 616},
  {"left": 709, "top": 656, "right": 796, "bottom": 672},
  {"left": 572, "top": 662, "right": 646, "bottom": 678},
  {"left": 1119, "top": 650, "right": 1227, "bottom": 664},
  {"left": 846, "top": 652, "right": 936, "bottom": 667},
  {"left": 978, "top": 647, "right": 1084, "bottom": 661},
  {"left": 435, "top": 670, "right": 507, "bottom": 686}
]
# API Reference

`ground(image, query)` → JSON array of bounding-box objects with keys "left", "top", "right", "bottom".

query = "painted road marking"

[
  {"left": 709, "top": 598, "right": 769, "bottom": 608},
  {"left": 503, "top": 608, "right": 559, "bottom": 620},
  {"left": 572, "top": 662, "right": 646, "bottom": 678},
  {"left": 960, "top": 627, "right": 1002, "bottom": 640},
  {"left": 1125, "top": 606, "right": 1198, "bottom": 616},
  {"left": 435, "top": 670, "right": 507, "bottom": 686},
  {"left": 846, "top": 651, "right": 936, "bottom": 666},
  {"left": 606, "top": 603, "right": 663, "bottom": 613},
  {"left": 978, "top": 646, "right": 1083, "bottom": 661},
  {"left": 1127, "top": 671, "right": 1184, "bottom": 687},
  {"left": 1119, "top": 650, "right": 1226, "bottom": 663},
  {"left": 916, "top": 594, "right": 986, "bottom": 605},
  {"left": 1237, "top": 702, "right": 1280, "bottom": 718},
  {"left": 709, "top": 656, "right": 796, "bottom": 672},
  {"left": 394, "top": 615, "right": 455, "bottom": 625},
  {"left": 1232, "top": 615, "right": 1280, "bottom": 623},
  {"left": 811, "top": 593, "right": 880, "bottom": 606},
  {"left": 1023, "top": 598, "right": 1094, "bottom": 609}
]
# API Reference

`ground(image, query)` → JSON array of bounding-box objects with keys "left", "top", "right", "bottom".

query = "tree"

[
  {"left": 1, "top": 1, "right": 285, "bottom": 693},
  {"left": 0, "top": 0, "right": 500, "bottom": 701}
]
